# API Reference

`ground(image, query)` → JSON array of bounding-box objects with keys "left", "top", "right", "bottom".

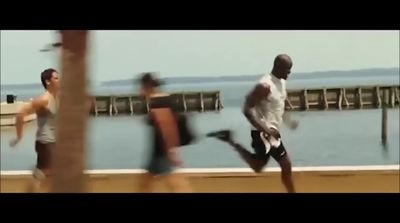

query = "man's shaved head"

[
  {"left": 274, "top": 54, "right": 292, "bottom": 68},
  {"left": 272, "top": 54, "right": 293, "bottom": 80}
]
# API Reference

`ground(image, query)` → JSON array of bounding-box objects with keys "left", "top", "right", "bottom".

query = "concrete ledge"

[{"left": 1, "top": 165, "right": 399, "bottom": 193}]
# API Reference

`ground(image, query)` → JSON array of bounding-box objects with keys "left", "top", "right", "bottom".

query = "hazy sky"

[{"left": 1, "top": 30, "right": 399, "bottom": 84}]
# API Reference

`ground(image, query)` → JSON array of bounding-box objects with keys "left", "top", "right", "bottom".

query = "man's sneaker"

[{"left": 206, "top": 130, "right": 232, "bottom": 142}]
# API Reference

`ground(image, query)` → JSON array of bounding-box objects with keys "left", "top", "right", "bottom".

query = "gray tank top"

[{"left": 36, "top": 95, "right": 57, "bottom": 143}]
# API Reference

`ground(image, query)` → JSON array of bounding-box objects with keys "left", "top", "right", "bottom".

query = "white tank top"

[{"left": 250, "top": 73, "right": 287, "bottom": 131}]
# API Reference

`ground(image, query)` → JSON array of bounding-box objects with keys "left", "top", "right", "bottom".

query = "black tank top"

[
  {"left": 147, "top": 95, "right": 194, "bottom": 157},
  {"left": 147, "top": 96, "right": 175, "bottom": 157}
]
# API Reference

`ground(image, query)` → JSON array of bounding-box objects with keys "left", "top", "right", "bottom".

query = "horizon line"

[{"left": 1, "top": 67, "right": 399, "bottom": 86}]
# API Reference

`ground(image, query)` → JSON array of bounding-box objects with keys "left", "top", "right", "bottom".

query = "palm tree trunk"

[{"left": 52, "top": 30, "right": 89, "bottom": 193}]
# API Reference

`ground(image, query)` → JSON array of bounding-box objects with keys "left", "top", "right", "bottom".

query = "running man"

[
  {"left": 207, "top": 54, "right": 298, "bottom": 193},
  {"left": 9, "top": 68, "right": 60, "bottom": 192}
]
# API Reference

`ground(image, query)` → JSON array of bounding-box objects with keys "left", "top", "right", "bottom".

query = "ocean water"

[{"left": 1, "top": 75, "right": 399, "bottom": 170}]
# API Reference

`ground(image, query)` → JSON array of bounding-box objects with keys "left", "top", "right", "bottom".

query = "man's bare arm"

[
  {"left": 10, "top": 97, "right": 46, "bottom": 147},
  {"left": 242, "top": 84, "right": 276, "bottom": 135},
  {"left": 283, "top": 112, "right": 299, "bottom": 130}
]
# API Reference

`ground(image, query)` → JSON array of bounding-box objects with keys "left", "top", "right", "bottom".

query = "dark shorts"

[
  {"left": 251, "top": 130, "right": 288, "bottom": 162},
  {"left": 145, "top": 156, "right": 175, "bottom": 176},
  {"left": 35, "top": 141, "right": 54, "bottom": 171}
]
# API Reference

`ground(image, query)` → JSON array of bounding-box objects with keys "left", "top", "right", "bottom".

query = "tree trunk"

[{"left": 52, "top": 30, "right": 89, "bottom": 193}]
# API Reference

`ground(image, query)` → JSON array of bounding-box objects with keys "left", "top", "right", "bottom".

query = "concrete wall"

[{"left": 1, "top": 165, "right": 399, "bottom": 193}]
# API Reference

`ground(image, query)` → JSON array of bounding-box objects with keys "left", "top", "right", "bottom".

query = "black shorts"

[
  {"left": 35, "top": 141, "right": 54, "bottom": 171},
  {"left": 251, "top": 130, "right": 287, "bottom": 162}
]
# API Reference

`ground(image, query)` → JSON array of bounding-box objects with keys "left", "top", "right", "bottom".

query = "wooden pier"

[
  {"left": 90, "top": 91, "right": 223, "bottom": 116},
  {"left": 285, "top": 85, "right": 400, "bottom": 111},
  {"left": 88, "top": 85, "right": 399, "bottom": 116}
]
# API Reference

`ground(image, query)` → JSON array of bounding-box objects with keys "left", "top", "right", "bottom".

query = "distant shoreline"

[{"left": 1, "top": 67, "right": 399, "bottom": 89}]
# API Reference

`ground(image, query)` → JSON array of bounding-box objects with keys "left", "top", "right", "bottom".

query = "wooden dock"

[
  {"left": 90, "top": 91, "right": 223, "bottom": 116},
  {"left": 88, "top": 85, "right": 400, "bottom": 116},
  {"left": 285, "top": 85, "right": 400, "bottom": 111}
]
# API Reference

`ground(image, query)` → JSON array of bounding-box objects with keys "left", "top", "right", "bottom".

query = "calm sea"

[{"left": 1, "top": 74, "right": 399, "bottom": 170}]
